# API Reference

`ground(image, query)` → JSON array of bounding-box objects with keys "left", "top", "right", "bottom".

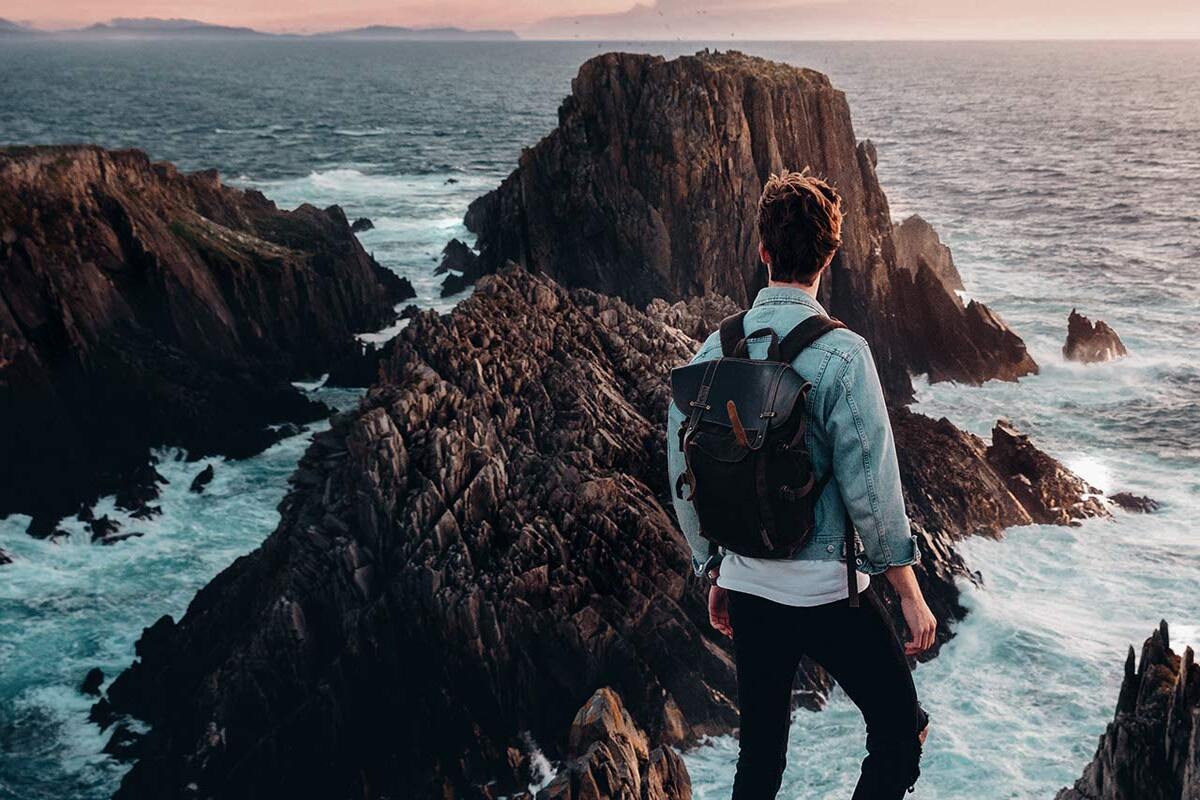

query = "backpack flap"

[{"left": 670, "top": 358, "right": 810, "bottom": 450}]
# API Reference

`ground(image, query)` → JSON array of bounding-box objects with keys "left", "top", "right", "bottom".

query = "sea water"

[{"left": 0, "top": 40, "right": 1196, "bottom": 799}]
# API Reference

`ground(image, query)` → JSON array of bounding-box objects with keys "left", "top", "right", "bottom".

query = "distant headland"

[{"left": 0, "top": 16, "right": 520, "bottom": 40}]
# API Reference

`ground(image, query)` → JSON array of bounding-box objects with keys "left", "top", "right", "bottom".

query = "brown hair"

[{"left": 756, "top": 171, "right": 843, "bottom": 284}]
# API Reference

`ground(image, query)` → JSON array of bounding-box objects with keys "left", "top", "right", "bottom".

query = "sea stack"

[
  {"left": 1057, "top": 622, "right": 1200, "bottom": 799},
  {"left": 0, "top": 145, "right": 414, "bottom": 521},
  {"left": 461, "top": 50, "right": 1037, "bottom": 401},
  {"left": 892, "top": 213, "right": 965, "bottom": 292},
  {"left": 1063, "top": 309, "right": 1128, "bottom": 363}
]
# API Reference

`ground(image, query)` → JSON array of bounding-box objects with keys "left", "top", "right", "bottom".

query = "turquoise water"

[{"left": 0, "top": 40, "right": 1197, "bottom": 799}]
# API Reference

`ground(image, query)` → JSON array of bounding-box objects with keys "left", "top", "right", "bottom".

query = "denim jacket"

[{"left": 667, "top": 286, "right": 919, "bottom": 577}]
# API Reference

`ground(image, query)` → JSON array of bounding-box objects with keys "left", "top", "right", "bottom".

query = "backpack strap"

[
  {"left": 718, "top": 311, "right": 749, "bottom": 357},
  {"left": 778, "top": 315, "right": 847, "bottom": 363}
]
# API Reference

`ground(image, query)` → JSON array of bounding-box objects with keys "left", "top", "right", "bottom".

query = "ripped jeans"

[{"left": 727, "top": 587, "right": 927, "bottom": 799}]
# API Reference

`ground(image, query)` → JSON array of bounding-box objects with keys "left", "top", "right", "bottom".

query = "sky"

[{"left": 4, "top": 0, "right": 1199, "bottom": 38}]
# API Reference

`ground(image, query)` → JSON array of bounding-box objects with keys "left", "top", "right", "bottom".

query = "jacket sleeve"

[
  {"left": 667, "top": 398, "right": 723, "bottom": 576},
  {"left": 825, "top": 342, "right": 919, "bottom": 575}
]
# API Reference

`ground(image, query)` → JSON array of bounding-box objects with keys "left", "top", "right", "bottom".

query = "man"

[{"left": 666, "top": 171, "right": 936, "bottom": 799}]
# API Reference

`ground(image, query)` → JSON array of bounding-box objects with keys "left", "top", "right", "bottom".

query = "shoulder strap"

[
  {"left": 778, "top": 315, "right": 847, "bottom": 363},
  {"left": 718, "top": 310, "right": 749, "bottom": 357}
]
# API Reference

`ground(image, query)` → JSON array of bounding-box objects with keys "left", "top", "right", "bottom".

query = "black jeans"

[{"left": 727, "top": 587, "right": 927, "bottom": 800}]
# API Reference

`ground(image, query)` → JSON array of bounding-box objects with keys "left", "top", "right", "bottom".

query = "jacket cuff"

[{"left": 856, "top": 532, "right": 921, "bottom": 576}]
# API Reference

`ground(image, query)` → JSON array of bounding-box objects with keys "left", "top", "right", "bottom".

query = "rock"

[
  {"left": 892, "top": 214, "right": 964, "bottom": 291},
  {"left": 102, "top": 266, "right": 1092, "bottom": 798},
  {"left": 0, "top": 145, "right": 403, "bottom": 521},
  {"left": 987, "top": 420, "right": 1109, "bottom": 525},
  {"left": 1064, "top": 309, "right": 1128, "bottom": 363},
  {"left": 400, "top": 303, "right": 420, "bottom": 320},
  {"left": 26, "top": 514, "right": 69, "bottom": 540},
  {"left": 99, "top": 531, "right": 146, "bottom": 546},
  {"left": 80, "top": 667, "right": 105, "bottom": 696},
  {"left": 89, "top": 514, "right": 122, "bottom": 544},
  {"left": 0, "top": 547, "right": 11, "bottom": 565},
  {"left": 188, "top": 464, "right": 215, "bottom": 494},
  {"left": 1109, "top": 492, "right": 1161, "bottom": 513},
  {"left": 350, "top": 217, "right": 374, "bottom": 233},
  {"left": 539, "top": 688, "right": 691, "bottom": 800},
  {"left": 1057, "top": 621, "right": 1199, "bottom": 799},
  {"left": 438, "top": 239, "right": 484, "bottom": 297},
  {"left": 460, "top": 50, "right": 1036, "bottom": 401},
  {"left": 115, "top": 464, "right": 168, "bottom": 515}
]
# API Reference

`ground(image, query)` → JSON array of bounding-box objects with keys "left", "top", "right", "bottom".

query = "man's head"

[{"left": 756, "top": 171, "right": 843, "bottom": 286}]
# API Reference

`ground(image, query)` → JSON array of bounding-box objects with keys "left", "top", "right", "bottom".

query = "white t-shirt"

[{"left": 716, "top": 554, "right": 870, "bottom": 607}]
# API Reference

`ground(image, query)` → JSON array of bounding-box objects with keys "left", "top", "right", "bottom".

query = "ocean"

[{"left": 0, "top": 39, "right": 1197, "bottom": 800}]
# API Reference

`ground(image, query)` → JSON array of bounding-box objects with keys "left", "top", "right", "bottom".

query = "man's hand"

[
  {"left": 708, "top": 585, "right": 732, "bottom": 637},
  {"left": 885, "top": 564, "right": 937, "bottom": 656}
]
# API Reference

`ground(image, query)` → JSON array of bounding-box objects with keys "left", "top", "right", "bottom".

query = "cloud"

[{"left": 524, "top": 0, "right": 1200, "bottom": 40}]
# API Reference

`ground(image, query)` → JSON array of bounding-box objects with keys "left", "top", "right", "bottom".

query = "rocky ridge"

[
  {"left": 0, "top": 145, "right": 413, "bottom": 522},
  {"left": 1058, "top": 622, "right": 1200, "bottom": 800},
  {"left": 100, "top": 266, "right": 1107, "bottom": 798},
  {"left": 459, "top": 50, "right": 1036, "bottom": 401}
]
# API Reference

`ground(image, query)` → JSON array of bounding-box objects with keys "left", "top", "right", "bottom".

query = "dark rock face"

[
  {"left": 350, "top": 216, "right": 374, "bottom": 233},
  {"left": 102, "top": 266, "right": 1102, "bottom": 798},
  {"left": 462, "top": 50, "right": 1036, "bottom": 400},
  {"left": 1064, "top": 309, "right": 1128, "bottom": 363},
  {"left": 1057, "top": 622, "right": 1200, "bottom": 800},
  {"left": 892, "top": 214, "right": 964, "bottom": 292},
  {"left": 80, "top": 667, "right": 105, "bottom": 696},
  {"left": 542, "top": 688, "right": 691, "bottom": 800},
  {"left": 0, "top": 145, "right": 408, "bottom": 520}
]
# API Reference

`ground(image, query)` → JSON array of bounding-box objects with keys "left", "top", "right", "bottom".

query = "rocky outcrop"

[
  {"left": 1057, "top": 622, "right": 1200, "bottom": 800},
  {"left": 437, "top": 237, "right": 483, "bottom": 297},
  {"left": 892, "top": 214, "right": 964, "bottom": 291},
  {"left": 1110, "top": 492, "right": 1161, "bottom": 514},
  {"left": 460, "top": 50, "right": 1036, "bottom": 401},
  {"left": 100, "top": 266, "right": 1104, "bottom": 797},
  {"left": 0, "top": 145, "right": 414, "bottom": 521},
  {"left": 541, "top": 688, "right": 691, "bottom": 800},
  {"left": 1064, "top": 309, "right": 1128, "bottom": 363},
  {"left": 987, "top": 420, "right": 1108, "bottom": 525}
]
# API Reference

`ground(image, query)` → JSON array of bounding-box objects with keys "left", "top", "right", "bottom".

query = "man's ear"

[{"left": 758, "top": 242, "right": 771, "bottom": 268}]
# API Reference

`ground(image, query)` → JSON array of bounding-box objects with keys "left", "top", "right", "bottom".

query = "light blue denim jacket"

[{"left": 667, "top": 286, "right": 920, "bottom": 577}]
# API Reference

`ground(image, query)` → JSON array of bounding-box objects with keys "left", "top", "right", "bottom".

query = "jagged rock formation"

[
  {"left": 101, "top": 266, "right": 1105, "bottom": 797},
  {"left": 987, "top": 420, "right": 1108, "bottom": 525},
  {"left": 461, "top": 50, "right": 1036, "bottom": 400},
  {"left": 1064, "top": 309, "right": 1128, "bottom": 363},
  {"left": 1058, "top": 622, "right": 1200, "bottom": 800},
  {"left": 541, "top": 688, "right": 691, "bottom": 800},
  {"left": 892, "top": 214, "right": 964, "bottom": 291},
  {"left": 437, "top": 237, "right": 483, "bottom": 297},
  {"left": 0, "top": 145, "right": 413, "bottom": 521}
]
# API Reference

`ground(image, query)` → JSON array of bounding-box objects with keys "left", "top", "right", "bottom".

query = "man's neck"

[{"left": 766, "top": 278, "right": 820, "bottom": 300}]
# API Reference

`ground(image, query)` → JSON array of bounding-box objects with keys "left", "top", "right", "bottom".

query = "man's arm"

[{"left": 826, "top": 341, "right": 935, "bottom": 654}]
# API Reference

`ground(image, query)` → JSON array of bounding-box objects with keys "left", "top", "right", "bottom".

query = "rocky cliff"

[
  {"left": 459, "top": 50, "right": 1036, "bottom": 401},
  {"left": 0, "top": 145, "right": 412, "bottom": 521},
  {"left": 100, "top": 266, "right": 1104, "bottom": 798},
  {"left": 1058, "top": 622, "right": 1200, "bottom": 800}
]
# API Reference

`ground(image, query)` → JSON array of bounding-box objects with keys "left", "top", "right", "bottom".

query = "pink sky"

[{"left": 5, "top": 0, "right": 1199, "bottom": 38}]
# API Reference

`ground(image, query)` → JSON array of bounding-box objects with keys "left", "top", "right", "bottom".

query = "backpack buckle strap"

[
  {"left": 845, "top": 516, "right": 860, "bottom": 607},
  {"left": 676, "top": 359, "right": 720, "bottom": 501}
]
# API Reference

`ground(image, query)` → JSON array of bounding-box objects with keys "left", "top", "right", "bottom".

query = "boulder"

[
  {"left": 1109, "top": 492, "right": 1161, "bottom": 513},
  {"left": 188, "top": 464, "right": 215, "bottom": 494},
  {"left": 350, "top": 217, "right": 374, "bottom": 233},
  {"left": 0, "top": 145, "right": 406, "bottom": 521},
  {"left": 460, "top": 50, "right": 1036, "bottom": 401},
  {"left": 1057, "top": 621, "right": 1200, "bottom": 799},
  {"left": 80, "top": 667, "right": 105, "bottom": 696},
  {"left": 1064, "top": 309, "right": 1128, "bottom": 363}
]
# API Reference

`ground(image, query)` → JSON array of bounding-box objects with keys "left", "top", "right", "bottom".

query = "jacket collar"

[{"left": 750, "top": 285, "right": 827, "bottom": 315}]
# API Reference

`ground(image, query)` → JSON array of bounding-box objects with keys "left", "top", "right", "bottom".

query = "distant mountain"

[
  {"left": 312, "top": 25, "right": 519, "bottom": 41},
  {"left": 75, "top": 17, "right": 266, "bottom": 38},
  {"left": 0, "top": 17, "right": 43, "bottom": 36}
]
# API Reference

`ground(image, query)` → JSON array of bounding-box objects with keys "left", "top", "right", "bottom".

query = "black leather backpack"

[{"left": 670, "top": 310, "right": 860, "bottom": 605}]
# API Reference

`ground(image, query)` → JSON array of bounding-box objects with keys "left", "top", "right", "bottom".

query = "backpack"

[{"left": 670, "top": 310, "right": 860, "bottom": 605}]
